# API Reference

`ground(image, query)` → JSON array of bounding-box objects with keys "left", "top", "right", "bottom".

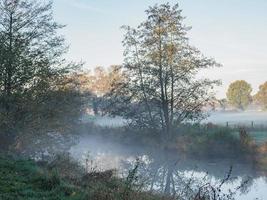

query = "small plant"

[
  {"left": 122, "top": 158, "right": 141, "bottom": 199},
  {"left": 36, "top": 170, "right": 61, "bottom": 191},
  {"left": 172, "top": 166, "right": 250, "bottom": 200}
]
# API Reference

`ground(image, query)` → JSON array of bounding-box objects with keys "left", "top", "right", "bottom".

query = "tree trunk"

[{"left": 4, "top": 13, "right": 14, "bottom": 111}]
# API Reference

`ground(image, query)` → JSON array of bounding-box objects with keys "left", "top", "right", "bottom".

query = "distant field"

[
  {"left": 250, "top": 131, "right": 267, "bottom": 144},
  {"left": 205, "top": 111, "right": 267, "bottom": 125},
  {"left": 231, "top": 131, "right": 267, "bottom": 144},
  {"left": 81, "top": 115, "right": 126, "bottom": 127},
  {"left": 81, "top": 112, "right": 267, "bottom": 144},
  {"left": 205, "top": 111, "right": 267, "bottom": 144},
  {"left": 83, "top": 111, "right": 267, "bottom": 127}
]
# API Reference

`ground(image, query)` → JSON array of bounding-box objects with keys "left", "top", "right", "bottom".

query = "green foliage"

[
  {"left": 0, "top": 155, "right": 84, "bottom": 200},
  {"left": 81, "top": 122, "right": 257, "bottom": 160},
  {"left": 34, "top": 170, "right": 61, "bottom": 191},
  {"left": 0, "top": 154, "right": 171, "bottom": 200},
  {"left": 123, "top": 159, "right": 140, "bottom": 199},
  {"left": 0, "top": 0, "right": 87, "bottom": 150},
  {"left": 0, "top": 0, "right": 71, "bottom": 105},
  {"left": 226, "top": 80, "right": 252, "bottom": 110},
  {"left": 169, "top": 126, "right": 246, "bottom": 158}
]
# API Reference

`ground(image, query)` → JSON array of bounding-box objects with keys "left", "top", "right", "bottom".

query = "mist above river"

[{"left": 69, "top": 132, "right": 267, "bottom": 200}]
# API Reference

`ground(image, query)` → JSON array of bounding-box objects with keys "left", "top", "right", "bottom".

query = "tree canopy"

[
  {"left": 226, "top": 80, "right": 252, "bottom": 110},
  {"left": 0, "top": 0, "right": 84, "bottom": 135},
  {"left": 105, "top": 3, "right": 220, "bottom": 138},
  {"left": 0, "top": 0, "right": 72, "bottom": 100},
  {"left": 255, "top": 81, "right": 267, "bottom": 110}
]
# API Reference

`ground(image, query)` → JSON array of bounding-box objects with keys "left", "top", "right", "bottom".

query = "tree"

[
  {"left": 218, "top": 98, "right": 228, "bottom": 111},
  {"left": 255, "top": 81, "right": 267, "bottom": 110},
  {"left": 87, "top": 65, "right": 124, "bottom": 97},
  {"left": 0, "top": 0, "right": 74, "bottom": 112},
  {"left": 0, "top": 0, "right": 84, "bottom": 147},
  {"left": 226, "top": 80, "right": 252, "bottom": 110},
  {"left": 84, "top": 65, "right": 124, "bottom": 115},
  {"left": 106, "top": 3, "right": 220, "bottom": 139}
]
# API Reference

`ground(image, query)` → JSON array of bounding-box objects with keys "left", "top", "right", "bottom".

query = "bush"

[{"left": 167, "top": 125, "right": 258, "bottom": 159}]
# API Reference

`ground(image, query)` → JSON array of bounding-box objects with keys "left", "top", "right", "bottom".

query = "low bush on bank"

[
  {"left": 81, "top": 123, "right": 258, "bottom": 159},
  {"left": 174, "top": 126, "right": 253, "bottom": 158}
]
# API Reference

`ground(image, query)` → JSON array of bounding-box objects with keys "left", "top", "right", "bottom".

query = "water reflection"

[{"left": 70, "top": 135, "right": 267, "bottom": 200}]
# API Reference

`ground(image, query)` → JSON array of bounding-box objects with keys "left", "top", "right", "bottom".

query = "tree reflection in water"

[
  {"left": 121, "top": 150, "right": 257, "bottom": 199},
  {"left": 70, "top": 135, "right": 267, "bottom": 199}
]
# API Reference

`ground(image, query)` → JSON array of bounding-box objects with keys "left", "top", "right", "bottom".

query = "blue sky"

[{"left": 53, "top": 0, "right": 267, "bottom": 98}]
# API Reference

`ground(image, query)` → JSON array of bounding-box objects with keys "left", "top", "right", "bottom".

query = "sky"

[{"left": 53, "top": 0, "right": 267, "bottom": 98}]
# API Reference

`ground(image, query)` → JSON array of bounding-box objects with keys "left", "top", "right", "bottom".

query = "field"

[{"left": 249, "top": 131, "right": 267, "bottom": 144}]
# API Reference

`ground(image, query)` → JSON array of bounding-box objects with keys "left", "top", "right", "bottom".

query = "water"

[
  {"left": 70, "top": 134, "right": 267, "bottom": 200},
  {"left": 71, "top": 112, "right": 267, "bottom": 199}
]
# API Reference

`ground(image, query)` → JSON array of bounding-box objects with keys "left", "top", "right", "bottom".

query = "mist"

[{"left": 1, "top": 1, "right": 267, "bottom": 200}]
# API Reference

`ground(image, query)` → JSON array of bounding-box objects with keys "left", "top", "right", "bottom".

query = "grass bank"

[{"left": 0, "top": 154, "right": 171, "bottom": 200}]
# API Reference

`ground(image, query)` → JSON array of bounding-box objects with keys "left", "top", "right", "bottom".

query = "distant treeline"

[{"left": 214, "top": 80, "right": 267, "bottom": 111}]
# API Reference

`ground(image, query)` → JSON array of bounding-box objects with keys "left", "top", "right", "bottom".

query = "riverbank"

[
  {"left": 80, "top": 123, "right": 254, "bottom": 158},
  {"left": 75, "top": 122, "right": 267, "bottom": 175},
  {"left": 1, "top": 152, "right": 251, "bottom": 200},
  {"left": 0, "top": 154, "right": 172, "bottom": 200},
  {"left": 2, "top": 122, "right": 267, "bottom": 199}
]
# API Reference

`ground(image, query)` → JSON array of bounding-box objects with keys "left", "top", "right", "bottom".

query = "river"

[{"left": 70, "top": 134, "right": 267, "bottom": 200}]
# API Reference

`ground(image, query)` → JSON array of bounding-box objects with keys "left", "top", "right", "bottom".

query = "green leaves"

[{"left": 0, "top": 1, "right": 85, "bottom": 148}]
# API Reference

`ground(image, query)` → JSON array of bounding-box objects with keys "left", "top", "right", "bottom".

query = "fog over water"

[
  {"left": 70, "top": 111, "right": 267, "bottom": 199},
  {"left": 70, "top": 134, "right": 267, "bottom": 200}
]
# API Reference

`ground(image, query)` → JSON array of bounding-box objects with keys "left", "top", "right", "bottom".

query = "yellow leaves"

[
  {"left": 153, "top": 26, "right": 165, "bottom": 35},
  {"left": 226, "top": 80, "right": 252, "bottom": 110},
  {"left": 166, "top": 43, "right": 176, "bottom": 63},
  {"left": 255, "top": 81, "right": 267, "bottom": 109},
  {"left": 61, "top": 66, "right": 124, "bottom": 97}
]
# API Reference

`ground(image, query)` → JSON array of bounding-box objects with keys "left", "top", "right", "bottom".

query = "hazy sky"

[{"left": 53, "top": 0, "right": 267, "bottom": 98}]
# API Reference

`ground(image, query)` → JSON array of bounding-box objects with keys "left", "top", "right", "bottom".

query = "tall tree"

[
  {"left": 0, "top": 0, "right": 84, "bottom": 146},
  {"left": 106, "top": 3, "right": 220, "bottom": 139},
  {"left": 255, "top": 81, "right": 267, "bottom": 110},
  {"left": 226, "top": 80, "right": 252, "bottom": 110},
  {"left": 0, "top": 0, "right": 73, "bottom": 112}
]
